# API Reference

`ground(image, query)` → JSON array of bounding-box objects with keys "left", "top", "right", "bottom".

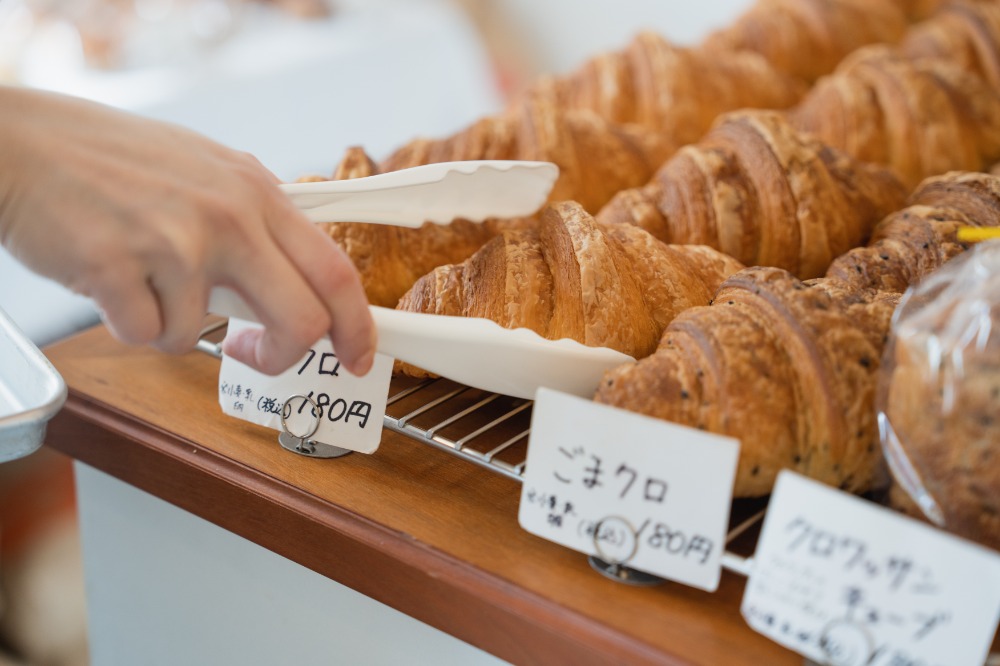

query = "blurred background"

[{"left": 0, "top": 1, "right": 750, "bottom": 663}]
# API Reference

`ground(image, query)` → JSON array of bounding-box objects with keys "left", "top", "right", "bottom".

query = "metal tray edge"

[{"left": 0, "top": 306, "right": 68, "bottom": 461}]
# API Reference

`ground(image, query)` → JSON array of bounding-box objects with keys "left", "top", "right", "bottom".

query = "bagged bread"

[{"left": 878, "top": 239, "right": 1000, "bottom": 550}]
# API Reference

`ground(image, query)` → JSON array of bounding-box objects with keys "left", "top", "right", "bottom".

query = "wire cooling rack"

[{"left": 197, "top": 320, "right": 763, "bottom": 576}]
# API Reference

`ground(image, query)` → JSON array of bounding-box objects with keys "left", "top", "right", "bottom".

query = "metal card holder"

[
  {"left": 588, "top": 515, "right": 664, "bottom": 586},
  {"left": 278, "top": 394, "right": 352, "bottom": 459},
  {"left": 199, "top": 324, "right": 353, "bottom": 459}
]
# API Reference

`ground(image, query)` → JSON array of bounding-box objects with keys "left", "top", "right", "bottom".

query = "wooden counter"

[{"left": 43, "top": 324, "right": 799, "bottom": 666}]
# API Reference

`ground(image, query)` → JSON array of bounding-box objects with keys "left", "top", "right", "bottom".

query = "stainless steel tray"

[{"left": 0, "top": 306, "right": 67, "bottom": 462}]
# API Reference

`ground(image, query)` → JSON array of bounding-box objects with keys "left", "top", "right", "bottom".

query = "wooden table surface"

[{"left": 43, "top": 324, "right": 800, "bottom": 666}]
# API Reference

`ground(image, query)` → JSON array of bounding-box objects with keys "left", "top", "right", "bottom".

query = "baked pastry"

[
  {"left": 873, "top": 173, "right": 1000, "bottom": 550},
  {"left": 902, "top": 0, "right": 1000, "bottom": 88},
  {"left": 380, "top": 93, "right": 671, "bottom": 214},
  {"left": 595, "top": 171, "right": 1000, "bottom": 498},
  {"left": 308, "top": 147, "right": 516, "bottom": 307},
  {"left": 882, "top": 289, "right": 1000, "bottom": 551},
  {"left": 702, "top": 0, "right": 910, "bottom": 81},
  {"left": 596, "top": 267, "right": 899, "bottom": 497},
  {"left": 879, "top": 241, "right": 1000, "bottom": 551},
  {"left": 827, "top": 170, "right": 1000, "bottom": 292},
  {"left": 597, "top": 110, "right": 907, "bottom": 279},
  {"left": 521, "top": 32, "right": 806, "bottom": 156},
  {"left": 789, "top": 46, "right": 1000, "bottom": 188},
  {"left": 395, "top": 201, "right": 744, "bottom": 365},
  {"left": 898, "top": 0, "right": 951, "bottom": 21}
]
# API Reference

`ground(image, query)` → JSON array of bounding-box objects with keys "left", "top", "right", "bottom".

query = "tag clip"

[
  {"left": 278, "top": 394, "right": 352, "bottom": 459},
  {"left": 587, "top": 515, "right": 663, "bottom": 587}
]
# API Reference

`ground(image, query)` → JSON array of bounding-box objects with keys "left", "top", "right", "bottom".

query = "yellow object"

[{"left": 957, "top": 227, "right": 1000, "bottom": 242}]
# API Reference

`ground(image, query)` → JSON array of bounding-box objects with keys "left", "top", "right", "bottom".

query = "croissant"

[
  {"left": 395, "top": 201, "right": 744, "bottom": 366},
  {"left": 597, "top": 110, "right": 908, "bottom": 279},
  {"left": 826, "top": 170, "right": 1000, "bottom": 292},
  {"left": 380, "top": 93, "right": 670, "bottom": 214},
  {"left": 308, "top": 147, "right": 513, "bottom": 307},
  {"left": 901, "top": 0, "right": 1000, "bottom": 88},
  {"left": 702, "top": 0, "right": 909, "bottom": 82},
  {"left": 521, "top": 32, "right": 806, "bottom": 155},
  {"left": 597, "top": 268, "right": 898, "bottom": 497},
  {"left": 789, "top": 45, "right": 1000, "bottom": 188},
  {"left": 898, "top": 0, "right": 950, "bottom": 21},
  {"left": 595, "top": 171, "right": 1000, "bottom": 498}
]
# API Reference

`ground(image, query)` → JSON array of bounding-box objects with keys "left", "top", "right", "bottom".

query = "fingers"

[
  {"left": 262, "top": 197, "right": 376, "bottom": 377},
  {"left": 150, "top": 275, "right": 209, "bottom": 355},
  {"left": 0, "top": 88, "right": 374, "bottom": 373},
  {"left": 91, "top": 273, "right": 164, "bottom": 347},
  {"left": 145, "top": 171, "right": 372, "bottom": 376},
  {"left": 216, "top": 237, "right": 341, "bottom": 376}
]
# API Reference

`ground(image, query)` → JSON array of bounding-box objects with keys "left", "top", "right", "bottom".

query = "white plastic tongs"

[
  {"left": 209, "top": 160, "right": 635, "bottom": 399},
  {"left": 281, "top": 160, "right": 558, "bottom": 225}
]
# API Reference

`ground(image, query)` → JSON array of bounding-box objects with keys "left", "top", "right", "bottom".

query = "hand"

[{"left": 0, "top": 86, "right": 376, "bottom": 376}]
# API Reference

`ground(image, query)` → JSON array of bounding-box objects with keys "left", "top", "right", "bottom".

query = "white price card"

[
  {"left": 218, "top": 318, "right": 393, "bottom": 454},
  {"left": 518, "top": 388, "right": 740, "bottom": 591},
  {"left": 743, "top": 471, "right": 1000, "bottom": 666}
]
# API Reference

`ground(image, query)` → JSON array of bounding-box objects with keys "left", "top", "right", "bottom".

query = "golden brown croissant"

[
  {"left": 826, "top": 170, "right": 1000, "bottom": 292},
  {"left": 789, "top": 45, "right": 1000, "bottom": 188},
  {"left": 521, "top": 32, "right": 806, "bottom": 155},
  {"left": 380, "top": 93, "right": 671, "bottom": 214},
  {"left": 702, "top": 0, "right": 910, "bottom": 82},
  {"left": 898, "top": 0, "right": 951, "bottom": 21},
  {"left": 308, "top": 147, "right": 513, "bottom": 307},
  {"left": 902, "top": 0, "right": 1000, "bottom": 88},
  {"left": 597, "top": 110, "right": 908, "bottom": 279},
  {"left": 396, "top": 201, "right": 744, "bottom": 364},
  {"left": 597, "top": 268, "right": 899, "bottom": 497},
  {"left": 595, "top": 171, "right": 1000, "bottom": 498}
]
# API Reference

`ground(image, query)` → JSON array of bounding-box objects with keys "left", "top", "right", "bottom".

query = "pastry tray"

[
  {"left": 0, "top": 306, "right": 67, "bottom": 462},
  {"left": 196, "top": 320, "right": 763, "bottom": 578}
]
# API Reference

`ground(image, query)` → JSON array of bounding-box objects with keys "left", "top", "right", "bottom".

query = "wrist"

[{"left": 0, "top": 86, "right": 47, "bottom": 246}]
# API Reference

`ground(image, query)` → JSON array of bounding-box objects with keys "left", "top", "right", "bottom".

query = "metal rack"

[
  {"left": 199, "top": 322, "right": 1000, "bottom": 663},
  {"left": 197, "top": 320, "right": 761, "bottom": 577}
]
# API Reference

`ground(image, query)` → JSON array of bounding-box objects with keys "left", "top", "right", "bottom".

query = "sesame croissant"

[{"left": 595, "top": 171, "right": 1000, "bottom": 498}]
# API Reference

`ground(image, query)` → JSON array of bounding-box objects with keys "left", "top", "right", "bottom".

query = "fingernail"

[
  {"left": 221, "top": 329, "right": 257, "bottom": 365},
  {"left": 354, "top": 325, "right": 377, "bottom": 375},
  {"left": 349, "top": 349, "right": 375, "bottom": 377}
]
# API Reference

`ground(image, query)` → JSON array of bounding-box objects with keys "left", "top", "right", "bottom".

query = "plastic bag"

[{"left": 877, "top": 240, "right": 1000, "bottom": 551}]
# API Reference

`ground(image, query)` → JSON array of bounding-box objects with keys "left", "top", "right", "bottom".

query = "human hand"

[{"left": 0, "top": 86, "right": 376, "bottom": 376}]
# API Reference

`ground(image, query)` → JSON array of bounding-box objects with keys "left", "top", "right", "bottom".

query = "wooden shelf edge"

[{"left": 46, "top": 390, "right": 688, "bottom": 666}]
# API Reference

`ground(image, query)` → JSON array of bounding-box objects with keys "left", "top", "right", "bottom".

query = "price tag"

[
  {"left": 518, "top": 388, "right": 740, "bottom": 591},
  {"left": 743, "top": 471, "right": 1000, "bottom": 666},
  {"left": 218, "top": 318, "right": 393, "bottom": 454}
]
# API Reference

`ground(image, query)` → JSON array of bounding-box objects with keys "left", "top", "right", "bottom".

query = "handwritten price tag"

[
  {"left": 743, "top": 471, "right": 1000, "bottom": 666},
  {"left": 218, "top": 318, "right": 393, "bottom": 454},
  {"left": 518, "top": 388, "right": 740, "bottom": 591}
]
